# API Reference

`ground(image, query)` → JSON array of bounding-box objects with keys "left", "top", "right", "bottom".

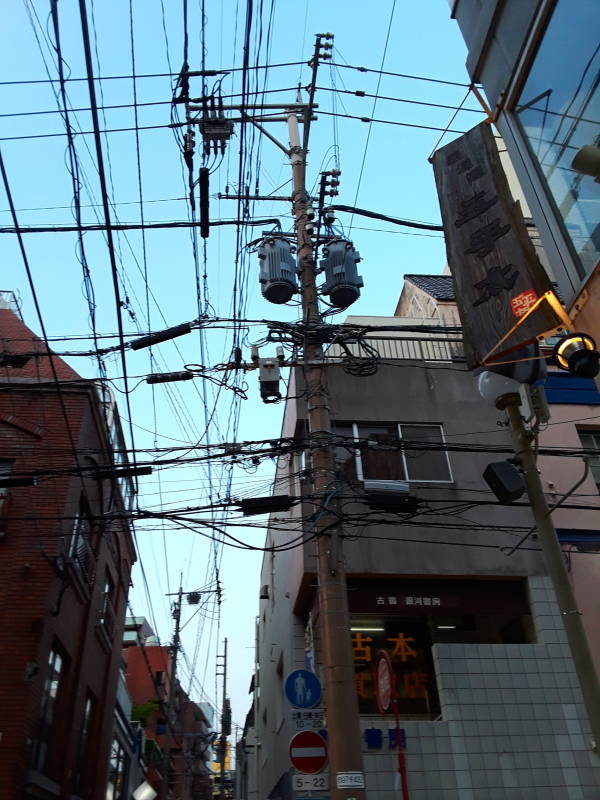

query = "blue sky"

[{"left": 0, "top": 0, "right": 479, "bottom": 733}]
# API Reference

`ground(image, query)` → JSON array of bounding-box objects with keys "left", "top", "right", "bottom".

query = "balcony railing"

[
  {"left": 326, "top": 335, "right": 464, "bottom": 363},
  {"left": 69, "top": 534, "right": 97, "bottom": 588}
]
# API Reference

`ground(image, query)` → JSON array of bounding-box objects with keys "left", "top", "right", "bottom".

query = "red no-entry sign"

[{"left": 289, "top": 730, "right": 328, "bottom": 773}]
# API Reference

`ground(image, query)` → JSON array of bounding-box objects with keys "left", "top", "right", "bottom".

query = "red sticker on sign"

[{"left": 510, "top": 289, "right": 538, "bottom": 318}]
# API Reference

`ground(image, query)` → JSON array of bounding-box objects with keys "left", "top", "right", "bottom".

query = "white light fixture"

[
  {"left": 477, "top": 370, "right": 521, "bottom": 406},
  {"left": 436, "top": 625, "right": 457, "bottom": 630},
  {"left": 350, "top": 627, "right": 385, "bottom": 632}
]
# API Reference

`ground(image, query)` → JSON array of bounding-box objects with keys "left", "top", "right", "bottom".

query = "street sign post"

[
  {"left": 285, "top": 669, "right": 322, "bottom": 708},
  {"left": 289, "top": 730, "right": 328, "bottom": 774}
]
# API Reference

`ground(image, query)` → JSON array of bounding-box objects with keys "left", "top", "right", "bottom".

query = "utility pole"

[
  {"left": 499, "top": 392, "right": 600, "bottom": 751},
  {"left": 287, "top": 103, "right": 366, "bottom": 797},
  {"left": 161, "top": 582, "right": 183, "bottom": 800},
  {"left": 181, "top": 31, "right": 366, "bottom": 794},
  {"left": 218, "top": 638, "right": 229, "bottom": 800}
]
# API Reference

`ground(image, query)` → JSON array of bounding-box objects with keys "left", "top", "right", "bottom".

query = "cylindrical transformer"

[
  {"left": 320, "top": 238, "right": 364, "bottom": 308},
  {"left": 258, "top": 238, "right": 298, "bottom": 304}
]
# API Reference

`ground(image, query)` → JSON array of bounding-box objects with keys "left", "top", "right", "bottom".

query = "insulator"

[
  {"left": 320, "top": 237, "right": 364, "bottom": 308},
  {"left": 257, "top": 238, "right": 298, "bottom": 304}
]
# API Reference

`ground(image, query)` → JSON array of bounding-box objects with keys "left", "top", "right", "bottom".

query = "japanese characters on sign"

[
  {"left": 290, "top": 707, "right": 326, "bottom": 732},
  {"left": 351, "top": 620, "right": 440, "bottom": 717},
  {"left": 432, "top": 122, "right": 569, "bottom": 368},
  {"left": 376, "top": 595, "right": 442, "bottom": 608},
  {"left": 364, "top": 727, "right": 407, "bottom": 750}
]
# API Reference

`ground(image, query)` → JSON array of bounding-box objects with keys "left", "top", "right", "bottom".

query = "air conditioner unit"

[{"left": 363, "top": 479, "right": 410, "bottom": 494}]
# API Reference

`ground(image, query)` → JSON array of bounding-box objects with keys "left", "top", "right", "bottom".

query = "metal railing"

[
  {"left": 326, "top": 335, "right": 464, "bottom": 363},
  {"left": 68, "top": 533, "right": 97, "bottom": 588}
]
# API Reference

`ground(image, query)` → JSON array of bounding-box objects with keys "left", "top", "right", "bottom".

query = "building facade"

[
  {"left": 449, "top": 0, "right": 600, "bottom": 343},
  {"left": 241, "top": 277, "right": 600, "bottom": 799},
  {"left": 123, "top": 617, "right": 213, "bottom": 799},
  {"left": 0, "top": 298, "right": 137, "bottom": 798}
]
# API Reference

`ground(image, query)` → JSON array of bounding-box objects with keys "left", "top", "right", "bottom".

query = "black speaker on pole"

[{"left": 483, "top": 460, "right": 526, "bottom": 504}]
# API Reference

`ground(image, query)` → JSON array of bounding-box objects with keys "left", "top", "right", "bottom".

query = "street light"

[{"left": 552, "top": 332, "right": 600, "bottom": 378}]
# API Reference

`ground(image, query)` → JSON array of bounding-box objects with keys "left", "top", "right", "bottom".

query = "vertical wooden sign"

[{"left": 432, "top": 122, "right": 570, "bottom": 369}]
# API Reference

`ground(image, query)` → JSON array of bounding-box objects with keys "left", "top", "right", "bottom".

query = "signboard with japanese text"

[
  {"left": 290, "top": 707, "right": 325, "bottom": 732},
  {"left": 346, "top": 577, "right": 529, "bottom": 616},
  {"left": 432, "top": 122, "right": 570, "bottom": 368}
]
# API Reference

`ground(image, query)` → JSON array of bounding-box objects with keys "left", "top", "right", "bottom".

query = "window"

[
  {"left": 515, "top": 0, "right": 600, "bottom": 280},
  {"left": 334, "top": 423, "right": 452, "bottom": 483},
  {"left": 32, "top": 646, "right": 66, "bottom": 773},
  {"left": 578, "top": 429, "right": 600, "bottom": 490},
  {"left": 351, "top": 615, "right": 441, "bottom": 720},
  {"left": 110, "top": 416, "right": 134, "bottom": 510},
  {"left": 69, "top": 497, "right": 97, "bottom": 586},
  {"left": 75, "top": 694, "right": 95, "bottom": 794},
  {"left": 0, "top": 459, "right": 13, "bottom": 492},
  {"left": 0, "top": 460, "right": 13, "bottom": 533},
  {"left": 98, "top": 570, "right": 116, "bottom": 640},
  {"left": 107, "top": 736, "right": 129, "bottom": 800},
  {"left": 348, "top": 577, "right": 534, "bottom": 719}
]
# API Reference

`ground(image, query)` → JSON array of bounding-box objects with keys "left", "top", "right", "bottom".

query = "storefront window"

[
  {"left": 515, "top": 0, "right": 600, "bottom": 281},
  {"left": 351, "top": 616, "right": 441, "bottom": 719},
  {"left": 349, "top": 577, "right": 534, "bottom": 718}
]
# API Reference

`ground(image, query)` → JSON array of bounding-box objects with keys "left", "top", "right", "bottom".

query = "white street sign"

[
  {"left": 293, "top": 773, "right": 329, "bottom": 792},
  {"left": 290, "top": 707, "right": 325, "bottom": 732},
  {"left": 336, "top": 773, "right": 365, "bottom": 789}
]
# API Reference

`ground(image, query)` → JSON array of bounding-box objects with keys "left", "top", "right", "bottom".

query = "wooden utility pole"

[
  {"left": 219, "top": 638, "right": 229, "bottom": 800},
  {"left": 287, "top": 107, "right": 366, "bottom": 799},
  {"left": 501, "top": 393, "right": 600, "bottom": 752},
  {"left": 161, "top": 583, "right": 183, "bottom": 800}
]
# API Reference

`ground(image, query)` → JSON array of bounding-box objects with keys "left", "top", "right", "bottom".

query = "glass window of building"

[
  {"left": 32, "top": 646, "right": 65, "bottom": 773},
  {"left": 107, "top": 736, "right": 129, "bottom": 800},
  {"left": 75, "top": 694, "right": 95, "bottom": 794},
  {"left": 348, "top": 577, "right": 534, "bottom": 719},
  {"left": 515, "top": 0, "right": 600, "bottom": 281},
  {"left": 332, "top": 422, "right": 452, "bottom": 482}
]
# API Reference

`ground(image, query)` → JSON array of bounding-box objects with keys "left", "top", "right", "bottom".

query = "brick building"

[
  {"left": 0, "top": 297, "right": 137, "bottom": 798},
  {"left": 123, "top": 617, "right": 213, "bottom": 799}
]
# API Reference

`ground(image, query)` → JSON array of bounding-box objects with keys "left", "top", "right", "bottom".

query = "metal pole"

[
  {"left": 161, "top": 583, "right": 183, "bottom": 799},
  {"left": 220, "top": 638, "right": 228, "bottom": 800},
  {"left": 500, "top": 393, "right": 600, "bottom": 752},
  {"left": 287, "top": 109, "right": 366, "bottom": 799}
]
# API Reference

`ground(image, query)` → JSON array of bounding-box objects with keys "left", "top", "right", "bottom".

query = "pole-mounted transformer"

[
  {"left": 257, "top": 237, "right": 298, "bottom": 304},
  {"left": 320, "top": 238, "right": 363, "bottom": 308}
]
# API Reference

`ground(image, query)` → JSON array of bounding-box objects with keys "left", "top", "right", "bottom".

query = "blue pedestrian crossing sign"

[{"left": 284, "top": 669, "right": 322, "bottom": 708}]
